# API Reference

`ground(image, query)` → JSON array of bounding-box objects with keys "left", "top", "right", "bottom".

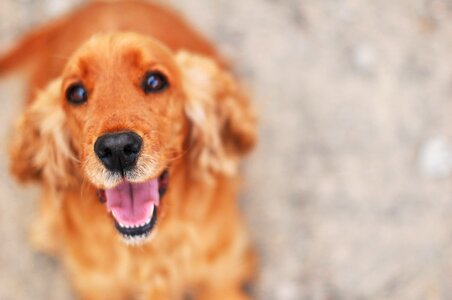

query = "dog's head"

[{"left": 10, "top": 33, "right": 256, "bottom": 244}]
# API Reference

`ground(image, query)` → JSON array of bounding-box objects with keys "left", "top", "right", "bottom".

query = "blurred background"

[{"left": 1, "top": 0, "right": 452, "bottom": 299}]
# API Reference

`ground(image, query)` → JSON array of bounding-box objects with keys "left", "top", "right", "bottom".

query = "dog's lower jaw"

[
  {"left": 96, "top": 169, "right": 169, "bottom": 245},
  {"left": 119, "top": 225, "right": 158, "bottom": 246},
  {"left": 114, "top": 205, "right": 158, "bottom": 245}
]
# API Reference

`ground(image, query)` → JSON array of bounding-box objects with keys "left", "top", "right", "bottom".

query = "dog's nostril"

[
  {"left": 98, "top": 147, "right": 112, "bottom": 159},
  {"left": 123, "top": 145, "right": 133, "bottom": 155},
  {"left": 105, "top": 148, "right": 112, "bottom": 157},
  {"left": 123, "top": 144, "right": 139, "bottom": 155}
]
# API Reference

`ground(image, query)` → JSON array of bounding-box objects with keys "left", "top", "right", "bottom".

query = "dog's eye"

[
  {"left": 142, "top": 72, "right": 168, "bottom": 94},
  {"left": 66, "top": 84, "right": 88, "bottom": 104}
]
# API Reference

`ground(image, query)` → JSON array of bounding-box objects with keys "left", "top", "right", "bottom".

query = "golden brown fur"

[{"left": 2, "top": 1, "right": 257, "bottom": 299}]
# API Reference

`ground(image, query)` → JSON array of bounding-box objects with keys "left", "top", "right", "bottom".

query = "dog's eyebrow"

[
  {"left": 75, "top": 57, "right": 95, "bottom": 78},
  {"left": 122, "top": 49, "right": 145, "bottom": 67}
]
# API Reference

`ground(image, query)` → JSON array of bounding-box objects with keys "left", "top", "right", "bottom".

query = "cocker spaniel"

[{"left": 0, "top": 1, "right": 257, "bottom": 299}]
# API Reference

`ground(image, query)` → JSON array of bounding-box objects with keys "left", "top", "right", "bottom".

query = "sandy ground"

[{"left": 2, "top": 0, "right": 452, "bottom": 299}]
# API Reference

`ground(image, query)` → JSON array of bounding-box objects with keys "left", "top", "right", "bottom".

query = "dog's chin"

[{"left": 97, "top": 170, "right": 169, "bottom": 245}]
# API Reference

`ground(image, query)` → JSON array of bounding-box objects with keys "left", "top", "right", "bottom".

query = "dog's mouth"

[{"left": 97, "top": 170, "right": 169, "bottom": 244}]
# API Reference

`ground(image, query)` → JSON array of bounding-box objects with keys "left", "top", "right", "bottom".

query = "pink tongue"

[{"left": 105, "top": 179, "right": 159, "bottom": 225}]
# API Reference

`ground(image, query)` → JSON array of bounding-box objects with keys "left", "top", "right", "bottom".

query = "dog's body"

[{"left": 1, "top": 1, "right": 256, "bottom": 299}]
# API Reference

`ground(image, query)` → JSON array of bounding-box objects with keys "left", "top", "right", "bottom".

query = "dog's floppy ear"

[
  {"left": 176, "top": 51, "right": 257, "bottom": 176},
  {"left": 9, "top": 78, "right": 77, "bottom": 187}
]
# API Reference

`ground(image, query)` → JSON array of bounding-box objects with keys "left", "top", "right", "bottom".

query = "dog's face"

[
  {"left": 61, "top": 34, "right": 185, "bottom": 243},
  {"left": 10, "top": 32, "right": 256, "bottom": 245}
]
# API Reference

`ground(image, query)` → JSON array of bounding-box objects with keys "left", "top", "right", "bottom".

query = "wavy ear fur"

[
  {"left": 9, "top": 78, "right": 77, "bottom": 187},
  {"left": 176, "top": 51, "right": 257, "bottom": 177}
]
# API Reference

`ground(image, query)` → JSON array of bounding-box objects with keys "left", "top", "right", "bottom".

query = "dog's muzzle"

[{"left": 93, "top": 130, "right": 170, "bottom": 244}]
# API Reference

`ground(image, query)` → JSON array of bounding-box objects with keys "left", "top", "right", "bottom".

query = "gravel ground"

[{"left": 2, "top": 0, "right": 452, "bottom": 299}]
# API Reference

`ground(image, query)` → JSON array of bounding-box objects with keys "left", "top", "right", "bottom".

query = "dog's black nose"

[{"left": 94, "top": 131, "right": 142, "bottom": 173}]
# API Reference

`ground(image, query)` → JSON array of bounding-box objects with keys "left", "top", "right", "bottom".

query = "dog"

[{"left": 0, "top": 1, "right": 257, "bottom": 299}]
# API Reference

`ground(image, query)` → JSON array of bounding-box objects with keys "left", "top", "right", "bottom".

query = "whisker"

[
  {"left": 165, "top": 146, "right": 191, "bottom": 162},
  {"left": 80, "top": 177, "right": 90, "bottom": 201}
]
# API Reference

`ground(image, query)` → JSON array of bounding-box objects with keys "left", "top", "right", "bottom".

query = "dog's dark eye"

[
  {"left": 142, "top": 72, "right": 168, "bottom": 94},
  {"left": 66, "top": 84, "right": 88, "bottom": 104}
]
